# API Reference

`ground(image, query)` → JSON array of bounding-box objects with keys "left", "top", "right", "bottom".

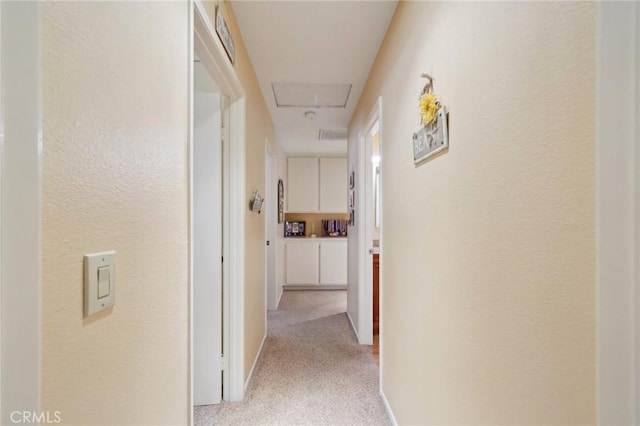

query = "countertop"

[{"left": 285, "top": 236, "right": 347, "bottom": 242}]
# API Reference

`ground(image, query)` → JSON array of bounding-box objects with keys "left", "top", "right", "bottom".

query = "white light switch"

[
  {"left": 84, "top": 251, "right": 116, "bottom": 317},
  {"left": 97, "top": 266, "right": 110, "bottom": 299}
]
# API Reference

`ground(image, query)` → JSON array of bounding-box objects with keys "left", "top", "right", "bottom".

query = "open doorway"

[
  {"left": 190, "top": 1, "right": 247, "bottom": 416},
  {"left": 192, "top": 55, "right": 225, "bottom": 406},
  {"left": 356, "top": 97, "right": 382, "bottom": 349}
]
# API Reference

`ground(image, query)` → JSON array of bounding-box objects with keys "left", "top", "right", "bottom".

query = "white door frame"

[
  {"left": 596, "top": 2, "right": 639, "bottom": 424},
  {"left": 0, "top": 2, "right": 41, "bottom": 423},
  {"left": 190, "top": 0, "right": 246, "bottom": 417},
  {"left": 357, "top": 97, "right": 383, "bottom": 347}
]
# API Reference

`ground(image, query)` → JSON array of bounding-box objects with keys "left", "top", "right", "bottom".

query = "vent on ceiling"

[
  {"left": 318, "top": 128, "right": 348, "bottom": 141},
  {"left": 272, "top": 83, "right": 352, "bottom": 108}
]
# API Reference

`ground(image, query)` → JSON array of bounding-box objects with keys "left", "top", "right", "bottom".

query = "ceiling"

[{"left": 231, "top": 1, "right": 397, "bottom": 155}]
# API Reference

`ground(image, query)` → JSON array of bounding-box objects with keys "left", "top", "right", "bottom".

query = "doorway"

[
  {"left": 358, "top": 97, "right": 382, "bottom": 348},
  {"left": 192, "top": 56, "right": 225, "bottom": 406},
  {"left": 190, "top": 0, "right": 247, "bottom": 415}
]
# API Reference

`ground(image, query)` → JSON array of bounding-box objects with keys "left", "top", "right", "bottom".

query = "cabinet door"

[
  {"left": 319, "top": 158, "right": 347, "bottom": 212},
  {"left": 286, "top": 242, "right": 319, "bottom": 284},
  {"left": 320, "top": 241, "right": 348, "bottom": 285},
  {"left": 287, "top": 157, "right": 319, "bottom": 212}
]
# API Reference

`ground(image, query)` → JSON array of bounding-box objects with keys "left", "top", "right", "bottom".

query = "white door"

[
  {"left": 265, "top": 147, "right": 278, "bottom": 310},
  {"left": 361, "top": 115, "right": 381, "bottom": 346},
  {"left": 193, "top": 64, "right": 223, "bottom": 405}
]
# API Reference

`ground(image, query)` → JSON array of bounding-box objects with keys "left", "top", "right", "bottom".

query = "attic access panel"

[{"left": 272, "top": 83, "right": 352, "bottom": 108}]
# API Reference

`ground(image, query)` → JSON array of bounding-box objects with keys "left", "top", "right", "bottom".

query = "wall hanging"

[
  {"left": 412, "top": 73, "right": 449, "bottom": 165},
  {"left": 250, "top": 190, "right": 263, "bottom": 214},
  {"left": 215, "top": 5, "right": 235, "bottom": 64},
  {"left": 277, "top": 179, "right": 284, "bottom": 223}
]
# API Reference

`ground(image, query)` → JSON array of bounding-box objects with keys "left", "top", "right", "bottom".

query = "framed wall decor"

[
  {"left": 215, "top": 5, "right": 235, "bottom": 64},
  {"left": 277, "top": 179, "right": 284, "bottom": 223},
  {"left": 413, "top": 73, "right": 449, "bottom": 165},
  {"left": 413, "top": 106, "right": 448, "bottom": 164}
]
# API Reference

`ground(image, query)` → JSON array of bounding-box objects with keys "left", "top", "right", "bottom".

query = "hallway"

[{"left": 195, "top": 291, "right": 389, "bottom": 426}]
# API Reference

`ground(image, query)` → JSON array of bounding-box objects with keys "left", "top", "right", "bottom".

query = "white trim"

[
  {"left": 380, "top": 389, "right": 398, "bottom": 426},
  {"left": 227, "top": 96, "right": 246, "bottom": 402},
  {"left": 377, "top": 99, "right": 385, "bottom": 393},
  {"left": 346, "top": 311, "right": 359, "bottom": 341},
  {"left": 0, "top": 2, "right": 41, "bottom": 422},
  {"left": 276, "top": 288, "right": 284, "bottom": 310},
  {"left": 243, "top": 333, "right": 267, "bottom": 394},
  {"left": 596, "top": 2, "right": 639, "bottom": 424},
  {"left": 191, "top": 0, "right": 246, "bottom": 405},
  {"left": 635, "top": 5, "right": 640, "bottom": 422},
  {"left": 187, "top": 0, "right": 194, "bottom": 421}
]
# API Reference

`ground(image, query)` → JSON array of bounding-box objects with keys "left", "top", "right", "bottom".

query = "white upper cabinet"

[
  {"left": 319, "top": 158, "right": 347, "bottom": 213},
  {"left": 287, "top": 157, "right": 319, "bottom": 212},
  {"left": 287, "top": 157, "right": 347, "bottom": 213}
]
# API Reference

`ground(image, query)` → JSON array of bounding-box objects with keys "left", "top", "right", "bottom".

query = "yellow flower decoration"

[{"left": 418, "top": 92, "right": 441, "bottom": 125}]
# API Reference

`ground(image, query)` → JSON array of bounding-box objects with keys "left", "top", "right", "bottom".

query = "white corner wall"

[
  {"left": 1, "top": 2, "right": 41, "bottom": 423},
  {"left": 596, "top": 2, "right": 639, "bottom": 424}
]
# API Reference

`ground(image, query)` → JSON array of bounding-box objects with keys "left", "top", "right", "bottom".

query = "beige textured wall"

[
  {"left": 349, "top": 2, "right": 596, "bottom": 424},
  {"left": 203, "top": 0, "right": 283, "bottom": 380},
  {"left": 42, "top": 2, "right": 189, "bottom": 425}
]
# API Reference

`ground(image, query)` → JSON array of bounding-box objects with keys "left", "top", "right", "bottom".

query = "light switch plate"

[{"left": 84, "top": 251, "right": 116, "bottom": 317}]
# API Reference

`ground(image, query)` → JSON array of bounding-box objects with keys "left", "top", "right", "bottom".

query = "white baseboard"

[
  {"left": 276, "top": 287, "right": 283, "bottom": 309},
  {"left": 380, "top": 388, "right": 398, "bottom": 426},
  {"left": 244, "top": 333, "right": 267, "bottom": 394},
  {"left": 346, "top": 311, "right": 360, "bottom": 342},
  {"left": 283, "top": 285, "right": 347, "bottom": 291}
]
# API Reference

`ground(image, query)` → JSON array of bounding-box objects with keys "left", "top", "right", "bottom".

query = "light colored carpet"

[{"left": 194, "top": 290, "right": 390, "bottom": 426}]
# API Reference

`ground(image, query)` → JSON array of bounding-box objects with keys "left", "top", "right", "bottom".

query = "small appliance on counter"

[
  {"left": 285, "top": 221, "right": 306, "bottom": 237},
  {"left": 322, "top": 219, "right": 347, "bottom": 237}
]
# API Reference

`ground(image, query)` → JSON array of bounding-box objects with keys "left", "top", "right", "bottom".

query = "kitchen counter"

[{"left": 285, "top": 236, "right": 347, "bottom": 241}]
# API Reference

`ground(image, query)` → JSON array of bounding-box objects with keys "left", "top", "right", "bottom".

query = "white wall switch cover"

[{"left": 84, "top": 251, "right": 116, "bottom": 317}]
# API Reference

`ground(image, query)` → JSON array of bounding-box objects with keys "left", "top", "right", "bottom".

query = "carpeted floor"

[{"left": 194, "top": 290, "right": 390, "bottom": 426}]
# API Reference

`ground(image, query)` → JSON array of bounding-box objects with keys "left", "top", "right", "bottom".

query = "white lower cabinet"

[
  {"left": 285, "top": 239, "right": 347, "bottom": 286},
  {"left": 320, "top": 241, "right": 348, "bottom": 285},
  {"left": 285, "top": 241, "right": 319, "bottom": 284}
]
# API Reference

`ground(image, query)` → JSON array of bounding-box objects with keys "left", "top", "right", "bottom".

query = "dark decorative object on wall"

[{"left": 277, "top": 179, "right": 284, "bottom": 223}]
